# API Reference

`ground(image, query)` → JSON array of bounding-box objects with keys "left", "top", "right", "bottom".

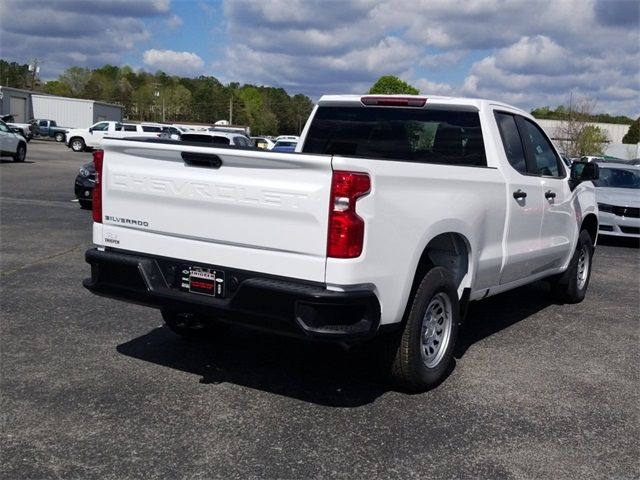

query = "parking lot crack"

[{"left": 1, "top": 244, "right": 85, "bottom": 277}]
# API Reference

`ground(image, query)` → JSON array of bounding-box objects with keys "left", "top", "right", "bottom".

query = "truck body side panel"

[{"left": 326, "top": 155, "right": 506, "bottom": 325}]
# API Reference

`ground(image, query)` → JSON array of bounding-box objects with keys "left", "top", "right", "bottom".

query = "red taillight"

[
  {"left": 327, "top": 171, "right": 371, "bottom": 258},
  {"left": 92, "top": 149, "right": 104, "bottom": 223},
  {"left": 361, "top": 96, "right": 427, "bottom": 107}
]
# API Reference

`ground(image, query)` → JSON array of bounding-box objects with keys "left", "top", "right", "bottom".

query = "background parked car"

[
  {"left": 593, "top": 162, "right": 640, "bottom": 238},
  {"left": 31, "top": 119, "right": 70, "bottom": 142},
  {"left": 251, "top": 136, "right": 275, "bottom": 150},
  {"left": 271, "top": 140, "right": 298, "bottom": 152},
  {"left": 159, "top": 126, "right": 186, "bottom": 140},
  {"left": 0, "top": 119, "right": 27, "bottom": 162},
  {"left": 74, "top": 161, "right": 95, "bottom": 209},
  {"left": 275, "top": 135, "right": 299, "bottom": 142},
  {"left": 181, "top": 131, "right": 253, "bottom": 146},
  {"left": 1, "top": 114, "right": 33, "bottom": 142}
]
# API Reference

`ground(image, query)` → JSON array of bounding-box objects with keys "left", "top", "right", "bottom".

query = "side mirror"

[
  {"left": 570, "top": 161, "right": 599, "bottom": 181},
  {"left": 569, "top": 161, "right": 599, "bottom": 191},
  {"left": 89, "top": 128, "right": 93, "bottom": 133}
]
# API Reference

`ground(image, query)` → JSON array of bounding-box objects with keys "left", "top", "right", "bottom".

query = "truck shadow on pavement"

[
  {"left": 117, "top": 326, "right": 388, "bottom": 407},
  {"left": 455, "top": 281, "right": 554, "bottom": 359},
  {"left": 117, "top": 281, "right": 557, "bottom": 407}
]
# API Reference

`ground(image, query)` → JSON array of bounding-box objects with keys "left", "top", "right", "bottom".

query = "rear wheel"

[
  {"left": 13, "top": 143, "right": 26, "bottom": 162},
  {"left": 54, "top": 132, "right": 65, "bottom": 142},
  {"left": 550, "top": 230, "right": 593, "bottom": 303},
  {"left": 70, "top": 137, "right": 85, "bottom": 152},
  {"left": 79, "top": 199, "right": 92, "bottom": 210},
  {"left": 161, "top": 309, "right": 230, "bottom": 340},
  {"left": 384, "top": 266, "right": 460, "bottom": 392}
]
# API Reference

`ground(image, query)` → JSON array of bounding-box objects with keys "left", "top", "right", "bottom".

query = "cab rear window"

[{"left": 303, "top": 106, "right": 486, "bottom": 166}]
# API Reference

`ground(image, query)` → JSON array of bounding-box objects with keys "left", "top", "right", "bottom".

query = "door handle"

[
  {"left": 181, "top": 152, "right": 222, "bottom": 168},
  {"left": 545, "top": 190, "right": 556, "bottom": 199},
  {"left": 513, "top": 189, "right": 527, "bottom": 199}
]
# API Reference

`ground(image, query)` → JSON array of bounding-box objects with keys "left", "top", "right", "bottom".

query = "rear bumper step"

[{"left": 83, "top": 248, "right": 381, "bottom": 342}]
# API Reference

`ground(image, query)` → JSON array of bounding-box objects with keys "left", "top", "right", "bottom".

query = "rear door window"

[
  {"left": 495, "top": 112, "right": 527, "bottom": 174},
  {"left": 303, "top": 106, "right": 486, "bottom": 166},
  {"left": 519, "top": 119, "right": 563, "bottom": 177}
]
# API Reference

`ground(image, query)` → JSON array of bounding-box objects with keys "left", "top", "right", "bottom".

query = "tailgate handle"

[{"left": 181, "top": 152, "right": 222, "bottom": 168}]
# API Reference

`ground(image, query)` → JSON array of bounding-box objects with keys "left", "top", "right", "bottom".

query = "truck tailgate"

[{"left": 97, "top": 139, "right": 332, "bottom": 282}]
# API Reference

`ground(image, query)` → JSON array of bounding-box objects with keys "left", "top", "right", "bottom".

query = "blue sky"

[{"left": 1, "top": 0, "right": 639, "bottom": 116}]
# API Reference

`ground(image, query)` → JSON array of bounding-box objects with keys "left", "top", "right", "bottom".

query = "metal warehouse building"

[{"left": 0, "top": 86, "right": 123, "bottom": 128}]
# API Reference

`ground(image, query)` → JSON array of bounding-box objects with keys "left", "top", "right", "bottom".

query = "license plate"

[{"left": 180, "top": 266, "right": 225, "bottom": 297}]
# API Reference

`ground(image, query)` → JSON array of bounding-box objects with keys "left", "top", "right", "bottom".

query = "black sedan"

[{"left": 74, "top": 161, "right": 95, "bottom": 209}]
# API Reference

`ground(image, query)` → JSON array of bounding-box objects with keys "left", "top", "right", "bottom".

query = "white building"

[
  {"left": 0, "top": 86, "right": 123, "bottom": 128},
  {"left": 536, "top": 118, "right": 638, "bottom": 160}
]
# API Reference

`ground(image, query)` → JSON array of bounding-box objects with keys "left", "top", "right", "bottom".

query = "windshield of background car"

[
  {"left": 274, "top": 141, "right": 297, "bottom": 147},
  {"left": 182, "top": 134, "right": 231, "bottom": 145},
  {"left": 303, "top": 106, "right": 486, "bottom": 166},
  {"left": 592, "top": 167, "right": 640, "bottom": 189}
]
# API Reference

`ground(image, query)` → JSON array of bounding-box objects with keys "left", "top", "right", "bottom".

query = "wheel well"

[
  {"left": 581, "top": 214, "right": 598, "bottom": 245},
  {"left": 408, "top": 233, "right": 470, "bottom": 305}
]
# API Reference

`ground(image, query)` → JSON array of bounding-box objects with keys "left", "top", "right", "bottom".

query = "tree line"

[
  {"left": 3, "top": 60, "right": 638, "bottom": 145},
  {"left": 530, "top": 105, "right": 634, "bottom": 126},
  {"left": 0, "top": 60, "right": 314, "bottom": 135}
]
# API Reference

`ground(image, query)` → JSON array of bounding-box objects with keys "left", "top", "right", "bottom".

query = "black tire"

[
  {"left": 13, "top": 143, "right": 26, "bottom": 162},
  {"left": 550, "top": 230, "right": 593, "bottom": 303},
  {"left": 161, "top": 309, "right": 229, "bottom": 340},
  {"left": 79, "top": 199, "right": 92, "bottom": 210},
  {"left": 54, "top": 132, "right": 65, "bottom": 142},
  {"left": 384, "top": 266, "right": 461, "bottom": 392},
  {"left": 70, "top": 137, "right": 85, "bottom": 152}
]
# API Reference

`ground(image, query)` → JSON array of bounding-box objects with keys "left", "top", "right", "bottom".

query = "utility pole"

[{"left": 229, "top": 96, "right": 233, "bottom": 125}]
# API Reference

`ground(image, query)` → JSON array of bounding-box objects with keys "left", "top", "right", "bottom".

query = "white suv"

[
  {"left": 180, "top": 131, "right": 253, "bottom": 147},
  {"left": 0, "top": 119, "right": 27, "bottom": 162}
]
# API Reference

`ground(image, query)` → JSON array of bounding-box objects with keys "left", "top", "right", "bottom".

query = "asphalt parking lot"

[{"left": 1, "top": 140, "right": 639, "bottom": 479}]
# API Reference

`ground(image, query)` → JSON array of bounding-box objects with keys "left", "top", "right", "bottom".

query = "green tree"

[
  {"left": 575, "top": 125, "right": 609, "bottom": 156},
  {"left": 532, "top": 104, "right": 633, "bottom": 125},
  {"left": 42, "top": 80, "right": 72, "bottom": 97},
  {"left": 368, "top": 75, "right": 419, "bottom": 95},
  {"left": 557, "top": 97, "right": 610, "bottom": 156},
  {"left": 0, "top": 60, "right": 30, "bottom": 89},
  {"left": 622, "top": 117, "right": 640, "bottom": 144},
  {"left": 59, "top": 67, "right": 91, "bottom": 95}
]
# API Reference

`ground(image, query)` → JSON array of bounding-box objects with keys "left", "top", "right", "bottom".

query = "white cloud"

[
  {"left": 0, "top": 0, "right": 168, "bottom": 78},
  {"left": 414, "top": 79, "right": 454, "bottom": 96},
  {"left": 217, "top": 0, "right": 639, "bottom": 116},
  {"left": 1, "top": 0, "right": 638, "bottom": 117},
  {"left": 143, "top": 49, "right": 204, "bottom": 75},
  {"left": 165, "top": 14, "right": 183, "bottom": 29}
]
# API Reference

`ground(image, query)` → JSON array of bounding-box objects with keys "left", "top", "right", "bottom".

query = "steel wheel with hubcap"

[
  {"left": 420, "top": 292, "right": 453, "bottom": 369},
  {"left": 575, "top": 243, "right": 590, "bottom": 291},
  {"left": 70, "top": 138, "right": 85, "bottom": 152},
  {"left": 550, "top": 229, "right": 593, "bottom": 304},
  {"left": 385, "top": 266, "right": 461, "bottom": 392}
]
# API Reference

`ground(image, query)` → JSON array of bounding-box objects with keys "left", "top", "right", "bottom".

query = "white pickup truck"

[
  {"left": 66, "top": 121, "right": 166, "bottom": 152},
  {"left": 83, "top": 94, "right": 600, "bottom": 391}
]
